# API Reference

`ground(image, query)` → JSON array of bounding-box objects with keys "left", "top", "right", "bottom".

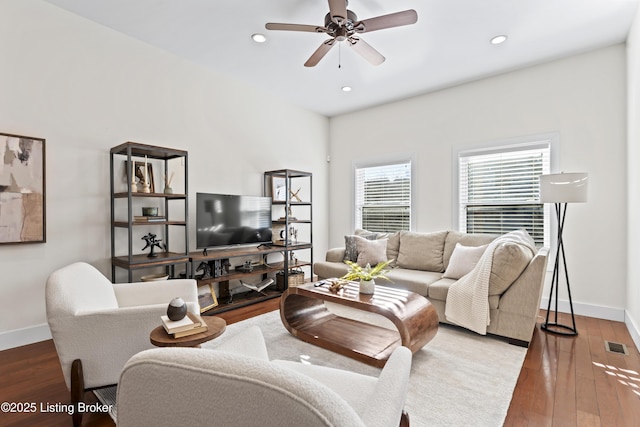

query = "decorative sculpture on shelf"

[
  {"left": 141, "top": 233, "right": 165, "bottom": 258},
  {"left": 290, "top": 187, "right": 302, "bottom": 202},
  {"left": 196, "top": 261, "right": 213, "bottom": 279}
]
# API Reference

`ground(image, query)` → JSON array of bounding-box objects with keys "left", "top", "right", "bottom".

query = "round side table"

[{"left": 150, "top": 315, "right": 226, "bottom": 348}]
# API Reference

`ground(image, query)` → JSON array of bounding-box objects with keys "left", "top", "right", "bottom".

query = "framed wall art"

[{"left": 0, "top": 132, "right": 46, "bottom": 244}]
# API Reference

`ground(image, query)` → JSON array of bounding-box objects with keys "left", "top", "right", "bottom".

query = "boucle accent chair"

[
  {"left": 117, "top": 325, "right": 412, "bottom": 427},
  {"left": 45, "top": 262, "right": 199, "bottom": 427}
]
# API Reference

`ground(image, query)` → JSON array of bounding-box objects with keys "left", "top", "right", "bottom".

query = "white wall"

[
  {"left": 0, "top": 0, "right": 329, "bottom": 349},
  {"left": 627, "top": 6, "right": 640, "bottom": 349},
  {"left": 329, "top": 45, "right": 628, "bottom": 320}
]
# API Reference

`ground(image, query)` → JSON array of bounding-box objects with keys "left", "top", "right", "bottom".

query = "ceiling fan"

[{"left": 265, "top": 0, "right": 418, "bottom": 67}]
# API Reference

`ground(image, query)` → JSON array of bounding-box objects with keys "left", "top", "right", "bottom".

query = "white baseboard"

[
  {"left": 539, "top": 297, "right": 625, "bottom": 322},
  {"left": 625, "top": 311, "right": 640, "bottom": 353},
  {"left": 0, "top": 323, "right": 51, "bottom": 351}
]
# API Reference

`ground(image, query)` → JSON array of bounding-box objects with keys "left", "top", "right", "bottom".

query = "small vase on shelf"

[{"left": 164, "top": 171, "right": 175, "bottom": 195}]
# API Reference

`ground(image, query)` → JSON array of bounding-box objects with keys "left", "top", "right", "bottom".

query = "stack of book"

[
  {"left": 135, "top": 215, "right": 166, "bottom": 222},
  {"left": 160, "top": 312, "right": 208, "bottom": 338}
]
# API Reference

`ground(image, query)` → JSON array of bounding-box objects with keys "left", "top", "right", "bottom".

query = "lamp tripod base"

[
  {"left": 541, "top": 202, "right": 579, "bottom": 337},
  {"left": 540, "top": 322, "right": 577, "bottom": 336}
]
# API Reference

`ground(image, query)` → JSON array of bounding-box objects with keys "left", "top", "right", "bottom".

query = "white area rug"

[{"left": 205, "top": 309, "right": 527, "bottom": 427}]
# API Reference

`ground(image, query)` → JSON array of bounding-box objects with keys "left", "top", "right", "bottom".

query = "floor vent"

[{"left": 604, "top": 340, "right": 629, "bottom": 355}]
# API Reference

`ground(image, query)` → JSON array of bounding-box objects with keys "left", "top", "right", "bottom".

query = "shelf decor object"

[
  {"left": 0, "top": 132, "right": 46, "bottom": 245},
  {"left": 539, "top": 172, "right": 588, "bottom": 336}
]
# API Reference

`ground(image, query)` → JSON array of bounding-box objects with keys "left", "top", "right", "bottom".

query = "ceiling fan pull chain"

[{"left": 338, "top": 43, "right": 342, "bottom": 69}]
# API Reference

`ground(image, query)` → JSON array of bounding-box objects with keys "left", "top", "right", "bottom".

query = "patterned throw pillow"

[{"left": 344, "top": 234, "right": 376, "bottom": 262}]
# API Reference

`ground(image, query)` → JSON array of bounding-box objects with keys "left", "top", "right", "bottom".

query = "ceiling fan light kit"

[{"left": 265, "top": 0, "right": 418, "bottom": 67}]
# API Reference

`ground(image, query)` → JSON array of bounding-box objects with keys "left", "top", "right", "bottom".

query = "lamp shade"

[{"left": 539, "top": 173, "right": 588, "bottom": 203}]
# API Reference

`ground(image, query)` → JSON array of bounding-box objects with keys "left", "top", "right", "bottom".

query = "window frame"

[
  {"left": 452, "top": 133, "right": 559, "bottom": 248},
  {"left": 352, "top": 153, "right": 417, "bottom": 233}
]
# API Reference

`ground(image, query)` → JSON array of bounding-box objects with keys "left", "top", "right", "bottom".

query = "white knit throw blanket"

[{"left": 444, "top": 229, "right": 536, "bottom": 335}]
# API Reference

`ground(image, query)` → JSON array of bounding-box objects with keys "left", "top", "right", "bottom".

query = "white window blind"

[
  {"left": 458, "top": 142, "right": 551, "bottom": 246},
  {"left": 355, "top": 161, "right": 411, "bottom": 232}
]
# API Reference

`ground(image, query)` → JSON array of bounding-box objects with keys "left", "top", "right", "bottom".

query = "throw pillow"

[
  {"left": 354, "top": 235, "right": 388, "bottom": 267},
  {"left": 386, "top": 231, "right": 401, "bottom": 266},
  {"left": 442, "top": 243, "right": 489, "bottom": 279},
  {"left": 355, "top": 228, "right": 390, "bottom": 239},
  {"left": 397, "top": 230, "right": 448, "bottom": 272},
  {"left": 344, "top": 234, "right": 376, "bottom": 262},
  {"left": 443, "top": 231, "right": 496, "bottom": 269}
]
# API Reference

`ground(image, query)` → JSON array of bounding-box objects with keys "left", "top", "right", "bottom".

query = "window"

[
  {"left": 457, "top": 138, "right": 552, "bottom": 246},
  {"left": 354, "top": 160, "right": 412, "bottom": 233}
]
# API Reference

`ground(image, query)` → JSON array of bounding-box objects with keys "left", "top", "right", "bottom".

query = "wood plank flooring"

[
  {"left": 1, "top": 302, "right": 638, "bottom": 426},
  {"left": 504, "top": 311, "right": 640, "bottom": 427}
]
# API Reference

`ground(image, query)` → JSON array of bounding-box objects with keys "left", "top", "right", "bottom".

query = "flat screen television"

[{"left": 196, "top": 193, "right": 272, "bottom": 249}]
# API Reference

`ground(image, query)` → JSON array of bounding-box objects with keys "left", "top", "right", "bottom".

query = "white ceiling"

[{"left": 44, "top": 0, "right": 639, "bottom": 117}]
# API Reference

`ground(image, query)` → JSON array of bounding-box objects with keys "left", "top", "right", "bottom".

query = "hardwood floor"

[
  {"left": 505, "top": 311, "right": 640, "bottom": 427},
  {"left": 1, "top": 301, "right": 638, "bottom": 426}
]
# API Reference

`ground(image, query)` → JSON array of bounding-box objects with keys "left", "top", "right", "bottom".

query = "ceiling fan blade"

[
  {"left": 304, "top": 39, "right": 336, "bottom": 67},
  {"left": 354, "top": 9, "right": 418, "bottom": 33},
  {"left": 327, "top": 0, "right": 348, "bottom": 25},
  {"left": 265, "top": 23, "right": 327, "bottom": 33},
  {"left": 349, "top": 37, "right": 385, "bottom": 66}
]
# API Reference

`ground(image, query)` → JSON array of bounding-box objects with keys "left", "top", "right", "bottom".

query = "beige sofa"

[{"left": 314, "top": 230, "right": 549, "bottom": 346}]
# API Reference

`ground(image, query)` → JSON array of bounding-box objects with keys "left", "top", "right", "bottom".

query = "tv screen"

[{"left": 196, "top": 193, "right": 272, "bottom": 249}]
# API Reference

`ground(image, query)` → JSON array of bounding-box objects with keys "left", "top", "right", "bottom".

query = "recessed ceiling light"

[
  {"left": 490, "top": 35, "right": 507, "bottom": 45},
  {"left": 341, "top": 86, "right": 352, "bottom": 92},
  {"left": 251, "top": 33, "right": 266, "bottom": 43}
]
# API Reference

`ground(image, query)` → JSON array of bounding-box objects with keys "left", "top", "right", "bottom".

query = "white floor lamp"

[{"left": 539, "top": 172, "right": 588, "bottom": 336}]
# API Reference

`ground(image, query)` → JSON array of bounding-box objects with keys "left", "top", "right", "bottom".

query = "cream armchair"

[
  {"left": 117, "top": 325, "right": 412, "bottom": 427},
  {"left": 45, "top": 262, "right": 199, "bottom": 427}
]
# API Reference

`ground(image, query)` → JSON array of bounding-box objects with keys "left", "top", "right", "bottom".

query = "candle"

[
  {"left": 131, "top": 160, "right": 135, "bottom": 184},
  {"left": 144, "top": 156, "right": 148, "bottom": 185}
]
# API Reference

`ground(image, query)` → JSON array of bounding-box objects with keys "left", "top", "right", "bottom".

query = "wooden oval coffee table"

[
  {"left": 280, "top": 282, "right": 439, "bottom": 367},
  {"left": 150, "top": 316, "right": 226, "bottom": 348}
]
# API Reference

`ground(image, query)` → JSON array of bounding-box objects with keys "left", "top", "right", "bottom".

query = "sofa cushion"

[
  {"left": 386, "top": 232, "right": 401, "bottom": 267},
  {"left": 344, "top": 234, "right": 376, "bottom": 262},
  {"left": 489, "top": 241, "right": 534, "bottom": 296},
  {"left": 385, "top": 269, "right": 443, "bottom": 297},
  {"left": 428, "top": 278, "right": 456, "bottom": 301},
  {"left": 355, "top": 236, "right": 388, "bottom": 267},
  {"left": 443, "top": 231, "right": 496, "bottom": 270},
  {"left": 442, "top": 243, "right": 489, "bottom": 279},
  {"left": 397, "top": 231, "right": 448, "bottom": 272}
]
